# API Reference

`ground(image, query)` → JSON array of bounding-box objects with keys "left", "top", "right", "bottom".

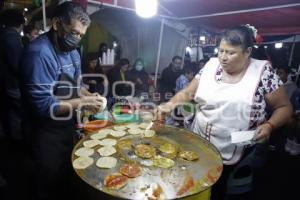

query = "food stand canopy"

[{"left": 94, "top": 0, "right": 300, "bottom": 36}]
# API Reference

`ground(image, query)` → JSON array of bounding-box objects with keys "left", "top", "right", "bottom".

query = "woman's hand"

[
  {"left": 154, "top": 102, "right": 174, "bottom": 123},
  {"left": 254, "top": 123, "right": 273, "bottom": 142}
]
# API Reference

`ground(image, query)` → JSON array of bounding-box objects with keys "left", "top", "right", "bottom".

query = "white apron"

[{"left": 193, "top": 58, "right": 267, "bottom": 165}]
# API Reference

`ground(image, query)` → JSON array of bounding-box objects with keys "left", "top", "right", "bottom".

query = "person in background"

[
  {"left": 82, "top": 52, "right": 104, "bottom": 94},
  {"left": 165, "top": 66, "right": 196, "bottom": 128},
  {"left": 107, "top": 58, "right": 131, "bottom": 98},
  {"left": 276, "top": 67, "right": 300, "bottom": 155},
  {"left": 251, "top": 45, "right": 269, "bottom": 60},
  {"left": 284, "top": 89, "right": 300, "bottom": 155},
  {"left": 97, "top": 42, "right": 108, "bottom": 60},
  {"left": 157, "top": 25, "right": 292, "bottom": 200},
  {"left": 20, "top": 2, "right": 105, "bottom": 199},
  {"left": 128, "top": 58, "right": 149, "bottom": 96},
  {"left": 159, "top": 55, "right": 183, "bottom": 99},
  {"left": 22, "top": 23, "right": 39, "bottom": 47},
  {"left": 0, "top": 9, "right": 25, "bottom": 141},
  {"left": 175, "top": 66, "right": 195, "bottom": 92},
  {"left": 277, "top": 67, "right": 297, "bottom": 99},
  {"left": 198, "top": 59, "right": 206, "bottom": 70}
]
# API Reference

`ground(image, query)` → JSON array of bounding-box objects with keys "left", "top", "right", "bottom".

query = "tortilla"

[
  {"left": 135, "top": 144, "right": 156, "bottom": 159},
  {"left": 113, "top": 125, "right": 127, "bottom": 131},
  {"left": 152, "top": 156, "right": 175, "bottom": 168},
  {"left": 126, "top": 123, "right": 140, "bottom": 129},
  {"left": 110, "top": 130, "right": 127, "bottom": 138},
  {"left": 178, "top": 151, "right": 199, "bottom": 161},
  {"left": 83, "top": 140, "right": 100, "bottom": 148},
  {"left": 72, "top": 156, "right": 94, "bottom": 169},
  {"left": 99, "top": 138, "right": 117, "bottom": 146},
  {"left": 74, "top": 147, "right": 94, "bottom": 157},
  {"left": 117, "top": 140, "right": 132, "bottom": 150},
  {"left": 128, "top": 128, "right": 143, "bottom": 135},
  {"left": 104, "top": 173, "right": 128, "bottom": 190},
  {"left": 90, "top": 130, "right": 110, "bottom": 140},
  {"left": 119, "top": 163, "right": 142, "bottom": 178},
  {"left": 97, "top": 146, "right": 117, "bottom": 156},
  {"left": 159, "top": 143, "right": 177, "bottom": 154},
  {"left": 143, "top": 130, "right": 156, "bottom": 137},
  {"left": 96, "top": 156, "right": 117, "bottom": 169},
  {"left": 139, "top": 122, "right": 151, "bottom": 129}
]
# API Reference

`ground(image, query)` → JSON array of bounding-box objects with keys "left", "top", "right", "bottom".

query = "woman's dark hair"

[
  {"left": 54, "top": 1, "right": 90, "bottom": 26},
  {"left": 0, "top": 9, "right": 25, "bottom": 28},
  {"left": 116, "top": 58, "right": 130, "bottom": 68},
  {"left": 98, "top": 42, "right": 108, "bottom": 57},
  {"left": 133, "top": 58, "right": 145, "bottom": 68},
  {"left": 218, "top": 25, "right": 255, "bottom": 50}
]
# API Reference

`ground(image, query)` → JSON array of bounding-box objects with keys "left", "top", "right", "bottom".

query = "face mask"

[
  {"left": 57, "top": 32, "right": 81, "bottom": 52},
  {"left": 135, "top": 65, "right": 143, "bottom": 71}
]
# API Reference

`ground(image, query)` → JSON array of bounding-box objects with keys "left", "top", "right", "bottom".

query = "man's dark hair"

[
  {"left": 23, "top": 24, "right": 37, "bottom": 34},
  {"left": 184, "top": 66, "right": 195, "bottom": 75},
  {"left": 172, "top": 55, "right": 182, "bottom": 62},
  {"left": 1, "top": 9, "right": 25, "bottom": 28},
  {"left": 86, "top": 52, "right": 98, "bottom": 62},
  {"left": 116, "top": 58, "right": 130, "bottom": 68},
  {"left": 54, "top": 1, "right": 91, "bottom": 26}
]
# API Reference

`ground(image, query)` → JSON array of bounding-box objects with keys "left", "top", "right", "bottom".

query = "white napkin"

[{"left": 231, "top": 130, "right": 257, "bottom": 145}]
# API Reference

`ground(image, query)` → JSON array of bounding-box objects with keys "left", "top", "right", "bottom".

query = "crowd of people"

[{"left": 0, "top": 2, "right": 300, "bottom": 200}]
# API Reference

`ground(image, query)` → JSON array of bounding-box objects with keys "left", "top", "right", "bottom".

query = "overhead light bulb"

[
  {"left": 135, "top": 0, "right": 157, "bottom": 18},
  {"left": 113, "top": 41, "right": 117, "bottom": 48},
  {"left": 214, "top": 48, "right": 219, "bottom": 54},
  {"left": 275, "top": 43, "right": 283, "bottom": 49},
  {"left": 254, "top": 45, "right": 258, "bottom": 48}
]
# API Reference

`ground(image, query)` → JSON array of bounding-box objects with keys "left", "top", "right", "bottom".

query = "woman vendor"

[{"left": 157, "top": 25, "right": 292, "bottom": 199}]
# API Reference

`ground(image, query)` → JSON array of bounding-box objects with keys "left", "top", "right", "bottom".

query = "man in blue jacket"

[{"left": 20, "top": 2, "right": 105, "bottom": 199}]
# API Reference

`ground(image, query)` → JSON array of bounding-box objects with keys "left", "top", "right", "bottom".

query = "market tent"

[
  {"left": 88, "top": 0, "right": 300, "bottom": 36},
  {"left": 86, "top": 6, "right": 188, "bottom": 76},
  {"left": 85, "top": 0, "right": 300, "bottom": 79}
]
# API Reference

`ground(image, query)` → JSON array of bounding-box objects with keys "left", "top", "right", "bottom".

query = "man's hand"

[
  {"left": 80, "top": 95, "right": 107, "bottom": 114},
  {"left": 80, "top": 87, "right": 94, "bottom": 97}
]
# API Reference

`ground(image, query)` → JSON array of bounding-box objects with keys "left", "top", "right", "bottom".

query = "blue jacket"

[{"left": 20, "top": 31, "right": 81, "bottom": 118}]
